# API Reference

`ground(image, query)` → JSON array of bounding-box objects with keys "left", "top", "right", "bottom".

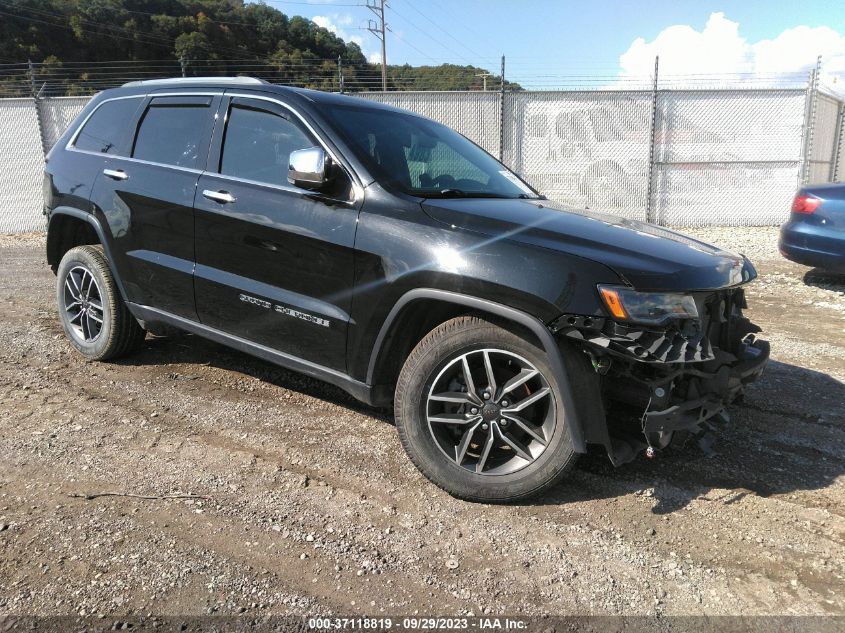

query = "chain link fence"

[
  {"left": 39, "top": 96, "right": 90, "bottom": 150},
  {"left": 357, "top": 91, "right": 501, "bottom": 157},
  {"left": 652, "top": 89, "right": 808, "bottom": 226},
  {"left": 807, "top": 93, "right": 843, "bottom": 184},
  {"left": 835, "top": 109, "right": 845, "bottom": 183},
  {"left": 2, "top": 83, "right": 843, "bottom": 233},
  {"left": 503, "top": 90, "right": 653, "bottom": 221},
  {"left": 0, "top": 99, "right": 47, "bottom": 233}
]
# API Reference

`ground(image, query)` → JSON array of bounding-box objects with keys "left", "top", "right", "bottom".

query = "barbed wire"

[{"left": 0, "top": 58, "right": 826, "bottom": 98}]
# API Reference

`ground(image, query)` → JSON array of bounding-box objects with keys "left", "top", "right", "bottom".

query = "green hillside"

[{"left": 0, "top": 0, "right": 515, "bottom": 93}]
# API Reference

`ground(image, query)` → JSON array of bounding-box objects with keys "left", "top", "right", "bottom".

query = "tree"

[
  {"left": 175, "top": 31, "right": 211, "bottom": 69},
  {"left": 0, "top": 0, "right": 521, "bottom": 96}
]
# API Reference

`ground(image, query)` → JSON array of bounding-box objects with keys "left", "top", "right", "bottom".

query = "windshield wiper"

[
  {"left": 437, "top": 188, "right": 470, "bottom": 197},
  {"left": 422, "top": 189, "right": 525, "bottom": 199}
]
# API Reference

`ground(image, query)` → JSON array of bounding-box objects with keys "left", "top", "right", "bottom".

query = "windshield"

[{"left": 317, "top": 103, "right": 540, "bottom": 199}]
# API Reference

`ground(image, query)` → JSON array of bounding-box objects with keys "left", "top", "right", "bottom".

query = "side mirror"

[{"left": 288, "top": 147, "right": 330, "bottom": 190}]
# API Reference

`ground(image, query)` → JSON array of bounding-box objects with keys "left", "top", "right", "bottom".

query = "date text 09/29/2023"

[{"left": 308, "top": 617, "right": 528, "bottom": 630}]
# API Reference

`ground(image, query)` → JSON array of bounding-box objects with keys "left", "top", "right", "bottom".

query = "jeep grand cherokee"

[{"left": 43, "top": 77, "right": 769, "bottom": 502}]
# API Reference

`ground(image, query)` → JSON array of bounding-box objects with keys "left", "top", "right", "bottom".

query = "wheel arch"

[
  {"left": 367, "top": 289, "right": 587, "bottom": 452},
  {"left": 46, "top": 208, "right": 128, "bottom": 300}
]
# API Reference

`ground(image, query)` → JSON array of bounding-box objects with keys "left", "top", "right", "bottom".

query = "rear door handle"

[
  {"left": 103, "top": 169, "right": 128, "bottom": 180},
  {"left": 202, "top": 190, "right": 237, "bottom": 204}
]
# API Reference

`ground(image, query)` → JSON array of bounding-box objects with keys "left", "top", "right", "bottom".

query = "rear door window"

[
  {"left": 132, "top": 98, "right": 213, "bottom": 169},
  {"left": 73, "top": 97, "right": 142, "bottom": 155}
]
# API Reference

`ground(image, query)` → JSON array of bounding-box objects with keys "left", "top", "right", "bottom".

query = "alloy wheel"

[
  {"left": 426, "top": 348, "right": 555, "bottom": 475},
  {"left": 63, "top": 265, "right": 105, "bottom": 343}
]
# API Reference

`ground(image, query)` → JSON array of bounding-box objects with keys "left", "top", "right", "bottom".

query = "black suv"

[{"left": 44, "top": 77, "right": 769, "bottom": 502}]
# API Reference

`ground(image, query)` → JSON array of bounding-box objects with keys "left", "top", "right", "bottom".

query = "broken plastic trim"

[
  {"left": 551, "top": 290, "right": 768, "bottom": 466},
  {"left": 641, "top": 336, "right": 769, "bottom": 434},
  {"left": 551, "top": 314, "right": 715, "bottom": 364}
]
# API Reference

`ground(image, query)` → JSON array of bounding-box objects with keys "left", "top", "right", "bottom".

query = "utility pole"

[
  {"left": 367, "top": 0, "right": 387, "bottom": 90},
  {"left": 179, "top": 55, "right": 187, "bottom": 78},
  {"left": 338, "top": 54, "right": 344, "bottom": 93},
  {"left": 475, "top": 72, "right": 492, "bottom": 91}
]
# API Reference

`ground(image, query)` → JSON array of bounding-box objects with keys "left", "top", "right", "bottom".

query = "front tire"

[
  {"left": 394, "top": 316, "right": 577, "bottom": 502},
  {"left": 56, "top": 245, "right": 145, "bottom": 361}
]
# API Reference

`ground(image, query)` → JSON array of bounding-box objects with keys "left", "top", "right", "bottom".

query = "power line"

[
  {"left": 0, "top": 1, "right": 267, "bottom": 61},
  {"left": 426, "top": 0, "right": 489, "bottom": 47},
  {"left": 386, "top": 27, "right": 439, "bottom": 64},
  {"left": 0, "top": 7, "right": 177, "bottom": 51},
  {"left": 396, "top": 0, "right": 488, "bottom": 61},
  {"left": 386, "top": 4, "right": 475, "bottom": 66},
  {"left": 262, "top": 1, "right": 364, "bottom": 6}
]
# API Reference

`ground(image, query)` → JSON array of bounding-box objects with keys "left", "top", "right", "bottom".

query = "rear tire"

[
  {"left": 56, "top": 245, "right": 145, "bottom": 361},
  {"left": 394, "top": 316, "right": 578, "bottom": 502}
]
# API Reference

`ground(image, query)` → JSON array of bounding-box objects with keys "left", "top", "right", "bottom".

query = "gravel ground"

[{"left": 0, "top": 226, "right": 843, "bottom": 619}]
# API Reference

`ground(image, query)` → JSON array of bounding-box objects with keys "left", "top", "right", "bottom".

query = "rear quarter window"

[{"left": 73, "top": 98, "right": 142, "bottom": 155}]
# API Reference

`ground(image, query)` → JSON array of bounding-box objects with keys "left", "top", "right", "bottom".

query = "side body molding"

[
  {"left": 366, "top": 289, "right": 586, "bottom": 453},
  {"left": 126, "top": 303, "right": 378, "bottom": 405}
]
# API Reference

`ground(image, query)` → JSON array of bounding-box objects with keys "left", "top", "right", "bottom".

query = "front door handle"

[
  {"left": 202, "top": 190, "right": 237, "bottom": 204},
  {"left": 103, "top": 169, "right": 128, "bottom": 181}
]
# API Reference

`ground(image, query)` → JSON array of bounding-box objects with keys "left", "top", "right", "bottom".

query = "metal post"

[
  {"left": 831, "top": 101, "right": 845, "bottom": 182},
  {"left": 28, "top": 60, "right": 49, "bottom": 159},
  {"left": 338, "top": 55, "right": 344, "bottom": 94},
  {"left": 645, "top": 55, "right": 659, "bottom": 224},
  {"left": 800, "top": 55, "right": 822, "bottom": 185},
  {"left": 499, "top": 55, "right": 506, "bottom": 162}
]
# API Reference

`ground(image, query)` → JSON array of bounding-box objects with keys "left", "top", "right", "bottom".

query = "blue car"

[{"left": 779, "top": 184, "right": 845, "bottom": 273}]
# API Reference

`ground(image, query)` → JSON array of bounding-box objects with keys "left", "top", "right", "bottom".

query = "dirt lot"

[{"left": 0, "top": 226, "right": 843, "bottom": 619}]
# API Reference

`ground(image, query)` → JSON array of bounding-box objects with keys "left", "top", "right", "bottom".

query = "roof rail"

[{"left": 122, "top": 76, "right": 269, "bottom": 87}]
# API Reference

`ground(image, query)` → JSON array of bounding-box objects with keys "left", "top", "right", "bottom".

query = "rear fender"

[{"left": 46, "top": 207, "right": 129, "bottom": 301}]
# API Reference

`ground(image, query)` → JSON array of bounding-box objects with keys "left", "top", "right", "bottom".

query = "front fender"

[
  {"left": 346, "top": 200, "right": 622, "bottom": 381},
  {"left": 369, "top": 288, "right": 587, "bottom": 453}
]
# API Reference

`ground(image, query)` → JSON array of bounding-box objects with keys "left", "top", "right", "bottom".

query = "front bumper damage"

[{"left": 551, "top": 287, "right": 769, "bottom": 464}]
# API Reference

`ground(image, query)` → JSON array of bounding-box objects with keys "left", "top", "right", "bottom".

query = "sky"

[{"left": 255, "top": 0, "right": 845, "bottom": 89}]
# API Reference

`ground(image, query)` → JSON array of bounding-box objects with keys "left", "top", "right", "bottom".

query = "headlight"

[{"left": 598, "top": 285, "right": 698, "bottom": 326}]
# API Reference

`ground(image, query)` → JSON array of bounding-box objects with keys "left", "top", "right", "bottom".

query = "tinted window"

[
  {"left": 74, "top": 98, "right": 141, "bottom": 155},
  {"left": 316, "top": 103, "right": 538, "bottom": 199},
  {"left": 220, "top": 105, "right": 314, "bottom": 186},
  {"left": 404, "top": 134, "right": 488, "bottom": 189},
  {"left": 133, "top": 105, "right": 209, "bottom": 168}
]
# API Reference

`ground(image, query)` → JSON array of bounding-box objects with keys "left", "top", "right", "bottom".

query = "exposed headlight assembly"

[{"left": 598, "top": 285, "right": 698, "bottom": 326}]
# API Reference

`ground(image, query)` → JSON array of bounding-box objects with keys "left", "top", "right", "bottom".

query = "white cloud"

[
  {"left": 313, "top": 13, "right": 381, "bottom": 62},
  {"left": 312, "top": 14, "right": 361, "bottom": 46},
  {"left": 618, "top": 12, "right": 845, "bottom": 90},
  {"left": 753, "top": 25, "right": 845, "bottom": 80}
]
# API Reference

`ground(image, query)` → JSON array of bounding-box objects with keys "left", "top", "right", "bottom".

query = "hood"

[{"left": 422, "top": 198, "right": 756, "bottom": 292}]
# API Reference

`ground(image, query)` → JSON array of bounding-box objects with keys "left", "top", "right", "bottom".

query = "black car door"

[
  {"left": 193, "top": 94, "right": 359, "bottom": 371},
  {"left": 91, "top": 94, "right": 220, "bottom": 319}
]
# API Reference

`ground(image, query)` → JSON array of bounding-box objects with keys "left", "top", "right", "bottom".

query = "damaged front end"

[{"left": 551, "top": 287, "right": 769, "bottom": 465}]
